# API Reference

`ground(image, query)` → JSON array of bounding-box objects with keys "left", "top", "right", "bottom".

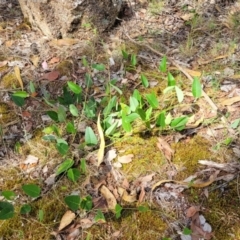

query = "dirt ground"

[{"left": 1, "top": 0, "right": 240, "bottom": 239}]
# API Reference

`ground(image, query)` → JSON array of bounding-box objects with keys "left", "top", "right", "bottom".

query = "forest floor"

[{"left": 1, "top": 0, "right": 240, "bottom": 239}]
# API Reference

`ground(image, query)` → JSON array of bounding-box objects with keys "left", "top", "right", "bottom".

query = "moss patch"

[
  {"left": 0, "top": 102, "right": 18, "bottom": 125},
  {"left": 87, "top": 209, "right": 167, "bottom": 240},
  {"left": 0, "top": 72, "right": 20, "bottom": 89},
  {"left": 172, "top": 136, "right": 214, "bottom": 180},
  {"left": 114, "top": 134, "right": 166, "bottom": 179}
]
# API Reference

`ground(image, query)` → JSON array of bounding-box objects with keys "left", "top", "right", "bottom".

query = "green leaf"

[
  {"left": 56, "top": 159, "right": 74, "bottom": 175},
  {"left": 84, "top": 98, "right": 97, "bottom": 118},
  {"left": 163, "top": 86, "right": 175, "bottom": 94},
  {"left": 231, "top": 118, "right": 240, "bottom": 129},
  {"left": 137, "top": 108, "right": 146, "bottom": 121},
  {"left": 64, "top": 195, "right": 81, "bottom": 211},
  {"left": 133, "top": 89, "right": 142, "bottom": 102},
  {"left": 156, "top": 111, "right": 166, "bottom": 127},
  {"left": 85, "top": 73, "right": 93, "bottom": 88},
  {"left": 103, "top": 96, "right": 117, "bottom": 118},
  {"left": 94, "top": 210, "right": 106, "bottom": 223},
  {"left": 120, "top": 103, "right": 131, "bottom": 115},
  {"left": 22, "top": 184, "right": 41, "bottom": 198},
  {"left": 125, "top": 113, "right": 139, "bottom": 123},
  {"left": 80, "top": 159, "right": 87, "bottom": 174},
  {"left": 12, "top": 91, "right": 29, "bottom": 98},
  {"left": 11, "top": 95, "right": 25, "bottom": 106},
  {"left": 129, "top": 96, "right": 139, "bottom": 112},
  {"left": 175, "top": 86, "right": 184, "bottom": 103},
  {"left": 42, "top": 134, "right": 56, "bottom": 141},
  {"left": 192, "top": 77, "right": 202, "bottom": 98},
  {"left": 167, "top": 72, "right": 176, "bottom": 86},
  {"left": 67, "top": 168, "right": 81, "bottom": 182},
  {"left": 66, "top": 122, "right": 77, "bottom": 134},
  {"left": 29, "top": 81, "right": 36, "bottom": 93},
  {"left": 85, "top": 127, "right": 98, "bottom": 145},
  {"left": 82, "top": 56, "right": 88, "bottom": 67},
  {"left": 170, "top": 116, "right": 188, "bottom": 131},
  {"left": 183, "top": 227, "right": 192, "bottom": 235},
  {"left": 146, "top": 92, "right": 159, "bottom": 109},
  {"left": 146, "top": 107, "right": 152, "bottom": 120},
  {"left": 20, "top": 204, "right": 31, "bottom": 214},
  {"left": 69, "top": 104, "right": 79, "bottom": 117},
  {"left": 137, "top": 206, "right": 149, "bottom": 212},
  {"left": 46, "top": 111, "right": 58, "bottom": 122},
  {"left": 0, "top": 201, "right": 14, "bottom": 220},
  {"left": 80, "top": 195, "right": 93, "bottom": 211},
  {"left": 1, "top": 191, "right": 16, "bottom": 200},
  {"left": 159, "top": 56, "right": 167, "bottom": 72},
  {"left": 58, "top": 86, "right": 78, "bottom": 105},
  {"left": 131, "top": 54, "right": 137, "bottom": 66},
  {"left": 165, "top": 113, "right": 172, "bottom": 125},
  {"left": 38, "top": 209, "right": 44, "bottom": 222},
  {"left": 122, "top": 112, "right": 132, "bottom": 132},
  {"left": 122, "top": 50, "right": 129, "bottom": 60},
  {"left": 67, "top": 81, "right": 82, "bottom": 94},
  {"left": 110, "top": 83, "right": 123, "bottom": 95},
  {"left": 141, "top": 74, "right": 149, "bottom": 88},
  {"left": 92, "top": 64, "right": 105, "bottom": 71},
  {"left": 105, "top": 121, "right": 118, "bottom": 136},
  {"left": 56, "top": 139, "right": 69, "bottom": 155},
  {"left": 115, "top": 204, "right": 122, "bottom": 219},
  {"left": 57, "top": 105, "right": 67, "bottom": 122}
]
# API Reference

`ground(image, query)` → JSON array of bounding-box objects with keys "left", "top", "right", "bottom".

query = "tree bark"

[{"left": 18, "top": 0, "right": 122, "bottom": 38}]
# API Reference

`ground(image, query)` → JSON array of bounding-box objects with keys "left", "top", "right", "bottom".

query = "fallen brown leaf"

[
  {"left": 58, "top": 211, "right": 76, "bottom": 231},
  {"left": 97, "top": 114, "right": 105, "bottom": 166},
  {"left": 186, "top": 206, "right": 200, "bottom": 218},
  {"left": 42, "top": 70, "right": 60, "bottom": 81},
  {"left": 118, "top": 154, "right": 134, "bottom": 164},
  {"left": 100, "top": 185, "right": 117, "bottom": 211},
  {"left": 49, "top": 57, "right": 60, "bottom": 64},
  {"left": 157, "top": 137, "right": 174, "bottom": 162},
  {"left": 49, "top": 38, "right": 79, "bottom": 46},
  {"left": 14, "top": 66, "right": 23, "bottom": 90},
  {"left": 221, "top": 96, "right": 240, "bottom": 106},
  {"left": 0, "top": 60, "right": 8, "bottom": 67}
]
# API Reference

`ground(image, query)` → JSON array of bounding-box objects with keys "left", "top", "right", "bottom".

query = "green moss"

[
  {"left": 56, "top": 60, "right": 73, "bottom": 77},
  {"left": 0, "top": 102, "right": 18, "bottom": 125},
  {"left": 87, "top": 209, "right": 167, "bottom": 240},
  {"left": 172, "top": 136, "right": 214, "bottom": 180},
  {"left": 0, "top": 72, "right": 20, "bottom": 88},
  {"left": 114, "top": 134, "right": 166, "bottom": 179}
]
